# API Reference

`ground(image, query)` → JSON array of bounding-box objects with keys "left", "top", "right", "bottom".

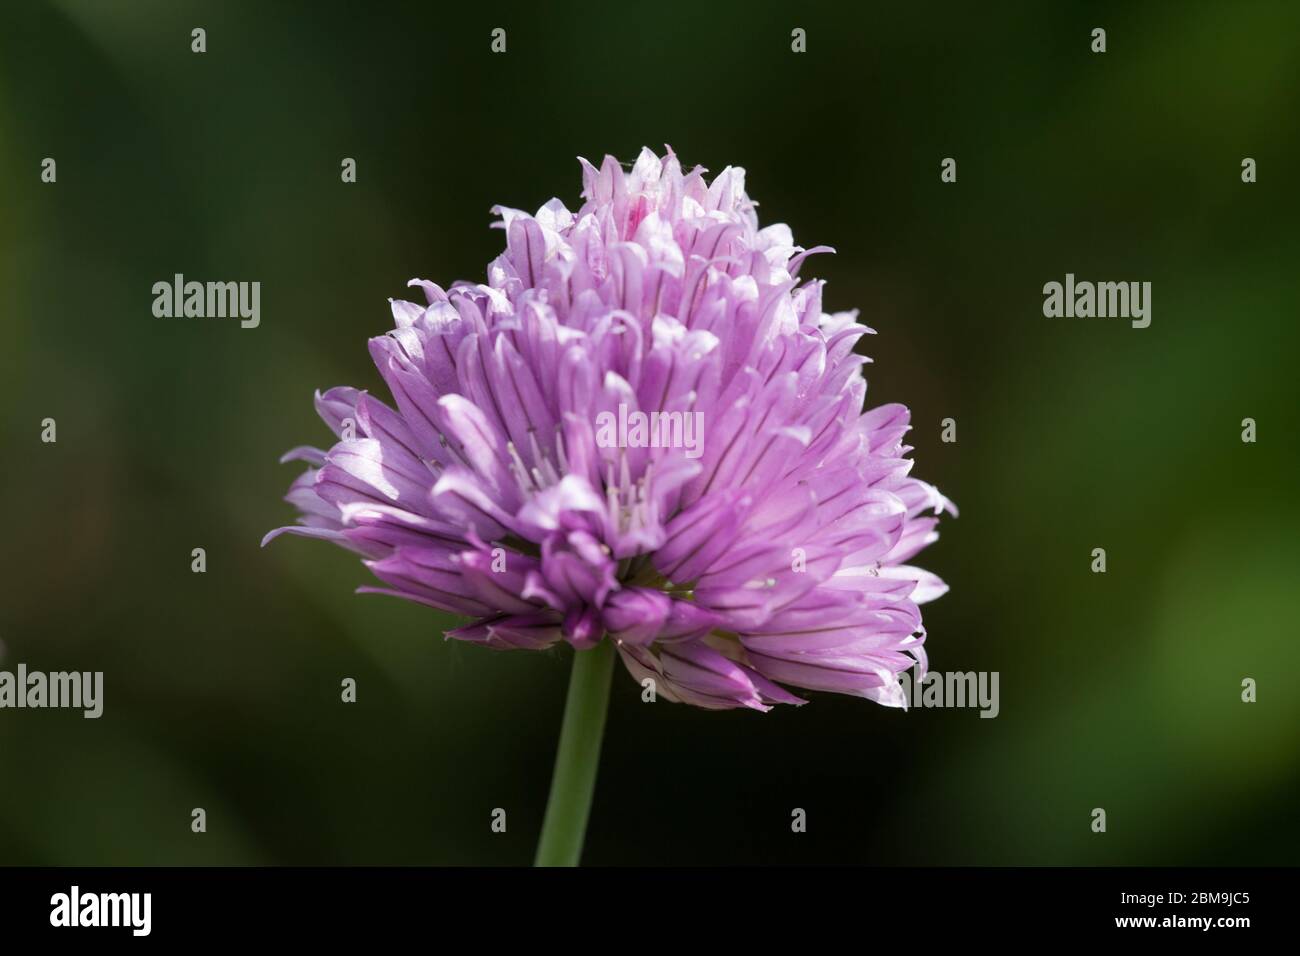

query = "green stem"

[{"left": 534, "top": 639, "right": 616, "bottom": 867}]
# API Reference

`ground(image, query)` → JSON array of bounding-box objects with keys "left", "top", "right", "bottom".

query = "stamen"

[
  {"left": 506, "top": 440, "right": 533, "bottom": 493},
  {"left": 554, "top": 425, "right": 569, "bottom": 473}
]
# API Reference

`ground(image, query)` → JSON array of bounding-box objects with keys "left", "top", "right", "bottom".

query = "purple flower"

[{"left": 266, "top": 147, "right": 954, "bottom": 711}]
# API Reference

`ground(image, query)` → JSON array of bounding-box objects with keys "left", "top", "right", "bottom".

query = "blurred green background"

[{"left": 1, "top": 0, "right": 1297, "bottom": 865}]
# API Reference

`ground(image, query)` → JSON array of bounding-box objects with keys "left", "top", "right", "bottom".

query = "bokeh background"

[{"left": 2, "top": 0, "right": 1298, "bottom": 865}]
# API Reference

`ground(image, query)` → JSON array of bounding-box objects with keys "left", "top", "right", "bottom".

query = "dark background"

[{"left": 1, "top": 0, "right": 1297, "bottom": 865}]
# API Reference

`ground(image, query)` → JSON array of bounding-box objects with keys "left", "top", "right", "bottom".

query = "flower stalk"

[{"left": 534, "top": 639, "right": 616, "bottom": 866}]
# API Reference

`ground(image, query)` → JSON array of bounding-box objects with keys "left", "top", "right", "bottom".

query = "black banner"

[{"left": 0, "top": 867, "right": 1281, "bottom": 942}]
